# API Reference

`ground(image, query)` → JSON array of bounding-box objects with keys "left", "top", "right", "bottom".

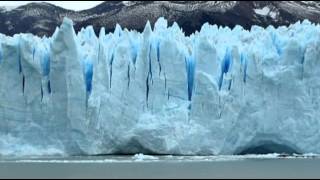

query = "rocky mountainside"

[{"left": 0, "top": 1, "right": 320, "bottom": 36}]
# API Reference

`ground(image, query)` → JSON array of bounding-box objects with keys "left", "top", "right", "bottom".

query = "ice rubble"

[{"left": 0, "top": 17, "right": 320, "bottom": 156}]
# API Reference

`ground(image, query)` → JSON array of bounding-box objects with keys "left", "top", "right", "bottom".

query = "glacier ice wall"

[{"left": 1, "top": 17, "right": 320, "bottom": 156}]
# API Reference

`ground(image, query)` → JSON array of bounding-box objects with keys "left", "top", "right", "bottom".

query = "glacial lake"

[{"left": 0, "top": 155, "right": 320, "bottom": 179}]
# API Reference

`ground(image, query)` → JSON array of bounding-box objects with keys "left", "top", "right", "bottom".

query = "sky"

[{"left": 0, "top": 1, "right": 104, "bottom": 11}]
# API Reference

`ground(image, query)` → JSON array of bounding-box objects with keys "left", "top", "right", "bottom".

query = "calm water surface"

[{"left": 0, "top": 155, "right": 320, "bottom": 179}]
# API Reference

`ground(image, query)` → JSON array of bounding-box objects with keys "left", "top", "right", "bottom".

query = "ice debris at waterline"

[{"left": 0, "top": 17, "right": 320, "bottom": 156}]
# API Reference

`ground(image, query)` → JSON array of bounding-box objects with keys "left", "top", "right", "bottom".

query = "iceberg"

[{"left": 0, "top": 17, "right": 320, "bottom": 156}]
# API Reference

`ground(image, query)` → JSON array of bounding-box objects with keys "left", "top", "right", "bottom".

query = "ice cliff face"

[{"left": 1, "top": 17, "right": 320, "bottom": 156}]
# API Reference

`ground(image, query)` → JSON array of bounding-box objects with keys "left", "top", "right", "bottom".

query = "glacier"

[{"left": 0, "top": 17, "right": 320, "bottom": 156}]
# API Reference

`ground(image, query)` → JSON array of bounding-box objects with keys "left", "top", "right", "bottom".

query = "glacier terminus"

[{"left": 0, "top": 17, "right": 320, "bottom": 156}]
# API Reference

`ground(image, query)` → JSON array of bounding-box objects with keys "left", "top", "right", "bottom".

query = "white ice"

[{"left": 0, "top": 17, "right": 320, "bottom": 156}]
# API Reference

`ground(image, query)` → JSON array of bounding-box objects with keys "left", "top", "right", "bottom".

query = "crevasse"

[{"left": 0, "top": 17, "right": 320, "bottom": 156}]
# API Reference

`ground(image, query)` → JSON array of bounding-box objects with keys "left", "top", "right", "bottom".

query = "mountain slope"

[{"left": 0, "top": 1, "right": 320, "bottom": 37}]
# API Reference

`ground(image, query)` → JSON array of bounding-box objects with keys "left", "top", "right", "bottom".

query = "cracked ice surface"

[{"left": 0, "top": 17, "right": 320, "bottom": 156}]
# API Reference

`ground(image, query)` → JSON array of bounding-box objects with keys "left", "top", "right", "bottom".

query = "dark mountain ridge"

[{"left": 0, "top": 1, "right": 319, "bottom": 37}]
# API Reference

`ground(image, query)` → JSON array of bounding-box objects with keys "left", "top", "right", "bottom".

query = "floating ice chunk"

[{"left": 133, "top": 153, "right": 159, "bottom": 161}]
